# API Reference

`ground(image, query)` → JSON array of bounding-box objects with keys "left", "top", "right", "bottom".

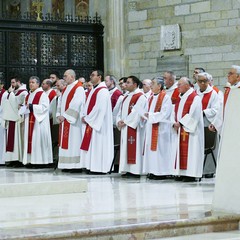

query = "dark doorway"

[{"left": 0, "top": 15, "right": 104, "bottom": 86}]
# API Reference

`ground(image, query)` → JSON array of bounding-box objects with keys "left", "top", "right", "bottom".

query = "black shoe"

[
  {"left": 174, "top": 176, "right": 184, "bottom": 181},
  {"left": 89, "top": 171, "right": 106, "bottom": 175},
  {"left": 204, "top": 173, "right": 214, "bottom": 178},
  {"left": 151, "top": 175, "right": 167, "bottom": 180},
  {"left": 12, "top": 162, "right": 24, "bottom": 168},
  {"left": 182, "top": 176, "right": 197, "bottom": 182},
  {"left": 61, "top": 169, "right": 72, "bottom": 172},
  {"left": 70, "top": 169, "right": 83, "bottom": 173},
  {"left": 122, "top": 172, "right": 140, "bottom": 178},
  {"left": 147, "top": 173, "right": 154, "bottom": 179}
]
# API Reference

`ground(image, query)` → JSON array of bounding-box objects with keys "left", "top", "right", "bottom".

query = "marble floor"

[{"left": 0, "top": 167, "right": 238, "bottom": 239}]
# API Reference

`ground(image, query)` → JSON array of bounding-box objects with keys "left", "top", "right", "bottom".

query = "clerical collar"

[
  {"left": 154, "top": 92, "right": 160, "bottom": 96},
  {"left": 93, "top": 83, "right": 99, "bottom": 89}
]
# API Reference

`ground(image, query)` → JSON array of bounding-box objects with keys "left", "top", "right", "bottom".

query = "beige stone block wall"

[{"left": 124, "top": 0, "right": 240, "bottom": 88}]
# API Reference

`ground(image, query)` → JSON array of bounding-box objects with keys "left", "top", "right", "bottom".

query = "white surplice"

[
  {"left": 196, "top": 85, "right": 220, "bottom": 127},
  {"left": 3, "top": 85, "right": 28, "bottom": 163},
  {"left": 117, "top": 88, "right": 147, "bottom": 175},
  {"left": 80, "top": 82, "right": 114, "bottom": 173},
  {"left": 22, "top": 88, "right": 53, "bottom": 165},
  {"left": 142, "top": 93, "right": 173, "bottom": 175},
  {"left": 57, "top": 81, "right": 85, "bottom": 169},
  {"left": 45, "top": 88, "right": 58, "bottom": 125},
  {"left": 0, "top": 90, "right": 8, "bottom": 164},
  {"left": 165, "top": 82, "right": 178, "bottom": 99},
  {"left": 174, "top": 88, "right": 204, "bottom": 178}
]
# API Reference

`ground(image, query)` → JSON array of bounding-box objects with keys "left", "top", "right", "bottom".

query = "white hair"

[
  {"left": 232, "top": 65, "right": 240, "bottom": 74},
  {"left": 197, "top": 72, "right": 211, "bottom": 82},
  {"left": 142, "top": 79, "right": 152, "bottom": 86},
  {"left": 180, "top": 77, "right": 192, "bottom": 85}
]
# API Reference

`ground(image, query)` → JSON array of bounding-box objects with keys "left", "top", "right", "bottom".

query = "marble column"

[{"left": 105, "top": 0, "right": 127, "bottom": 78}]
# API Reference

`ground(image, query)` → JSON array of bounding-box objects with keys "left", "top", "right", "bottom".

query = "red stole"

[
  {"left": 212, "top": 86, "right": 219, "bottom": 93},
  {"left": 122, "top": 92, "right": 143, "bottom": 164},
  {"left": 48, "top": 89, "right": 57, "bottom": 103},
  {"left": 175, "top": 91, "right": 197, "bottom": 169},
  {"left": 80, "top": 86, "right": 106, "bottom": 151},
  {"left": 148, "top": 91, "right": 166, "bottom": 151},
  {"left": 0, "top": 88, "right": 6, "bottom": 104},
  {"left": 201, "top": 90, "right": 213, "bottom": 110},
  {"left": 59, "top": 82, "right": 82, "bottom": 149},
  {"left": 224, "top": 87, "right": 230, "bottom": 109},
  {"left": 111, "top": 88, "right": 122, "bottom": 110},
  {"left": 6, "top": 89, "right": 27, "bottom": 152},
  {"left": 171, "top": 88, "right": 180, "bottom": 104},
  {"left": 25, "top": 91, "right": 44, "bottom": 154}
]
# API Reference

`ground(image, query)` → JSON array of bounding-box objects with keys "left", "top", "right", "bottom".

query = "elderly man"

[
  {"left": 22, "top": 76, "right": 53, "bottom": 166},
  {"left": 142, "top": 79, "right": 152, "bottom": 100},
  {"left": 173, "top": 77, "right": 204, "bottom": 182},
  {"left": 3, "top": 76, "right": 27, "bottom": 167},
  {"left": 117, "top": 76, "right": 147, "bottom": 178},
  {"left": 142, "top": 77, "right": 173, "bottom": 180},
  {"left": 196, "top": 72, "right": 220, "bottom": 178},
  {"left": 164, "top": 71, "right": 179, "bottom": 105},
  {"left": 57, "top": 69, "right": 85, "bottom": 170},
  {"left": 80, "top": 70, "right": 114, "bottom": 174}
]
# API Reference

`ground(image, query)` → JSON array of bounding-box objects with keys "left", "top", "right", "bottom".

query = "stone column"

[{"left": 105, "top": 0, "right": 127, "bottom": 78}]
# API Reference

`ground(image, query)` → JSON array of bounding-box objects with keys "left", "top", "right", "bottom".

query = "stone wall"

[{"left": 125, "top": 0, "right": 240, "bottom": 87}]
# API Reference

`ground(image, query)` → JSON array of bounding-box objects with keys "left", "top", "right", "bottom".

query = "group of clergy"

[{"left": 0, "top": 65, "right": 239, "bottom": 182}]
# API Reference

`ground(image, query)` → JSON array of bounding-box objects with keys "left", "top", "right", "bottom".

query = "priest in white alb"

[
  {"left": 57, "top": 69, "right": 85, "bottom": 170},
  {"left": 80, "top": 70, "right": 114, "bottom": 174},
  {"left": 173, "top": 77, "right": 204, "bottom": 182},
  {"left": 142, "top": 77, "right": 173, "bottom": 180},
  {"left": 22, "top": 76, "right": 53, "bottom": 166},
  {"left": 2, "top": 76, "right": 28, "bottom": 167},
  {"left": 116, "top": 75, "right": 147, "bottom": 178}
]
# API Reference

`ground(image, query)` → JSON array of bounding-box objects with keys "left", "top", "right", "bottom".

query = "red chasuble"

[
  {"left": 80, "top": 86, "right": 106, "bottom": 151},
  {"left": 175, "top": 91, "right": 197, "bottom": 169},
  {"left": 111, "top": 89, "right": 122, "bottom": 110},
  {"left": 148, "top": 91, "right": 166, "bottom": 151},
  {"left": 121, "top": 92, "right": 143, "bottom": 164},
  {"left": 48, "top": 89, "right": 57, "bottom": 103},
  {"left": 201, "top": 90, "right": 213, "bottom": 110},
  {"left": 25, "top": 91, "right": 44, "bottom": 154},
  {"left": 59, "top": 82, "right": 82, "bottom": 150},
  {"left": 6, "top": 89, "right": 28, "bottom": 152},
  {"left": 171, "top": 88, "right": 180, "bottom": 104}
]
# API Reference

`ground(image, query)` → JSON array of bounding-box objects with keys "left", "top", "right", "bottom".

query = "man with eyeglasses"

[
  {"left": 196, "top": 72, "right": 220, "bottom": 178},
  {"left": 193, "top": 67, "right": 205, "bottom": 90}
]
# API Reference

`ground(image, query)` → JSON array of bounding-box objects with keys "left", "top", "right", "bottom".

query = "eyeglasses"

[{"left": 197, "top": 80, "right": 208, "bottom": 83}]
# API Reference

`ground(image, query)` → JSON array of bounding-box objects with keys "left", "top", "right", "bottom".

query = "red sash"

[
  {"left": 201, "top": 90, "right": 213, "bottom": 110},
  {"left": 25, "top": 91, "right": 44, "bottom": 154},
  {"left": 148, "top": 91, "right": 166, "bottom": 151},
  {"left": 59, "top": 82, "right": 82, "bottom": 149},
  {"left": 124, "top": 92, "right": 143, "bottom": 164},
  {"left": 224, "top": 87, "right": 230, "bottom": 109},
  {"left": 80, "top": 87, "right": 106, "bottom": 151},
  {"left": 6, "top": 89, "right": 27, "bottom": 152},
  {"left": 0, "top": 88, "right": 6, "bottom": 104},
  {"left": 111, "top": 89, "right": 122, "bottom": 110},
  {"left": 171, "top": 88, "right": 180, "bottom": 104},
  {"left": 48, "top": 89, "right": 57, "bottom": 103},
  {"left": 175, "top": 91, "right": 197, "bottom": 169},
  {"left": 212, "top": 86, "right": 219, "bottom": 93}
]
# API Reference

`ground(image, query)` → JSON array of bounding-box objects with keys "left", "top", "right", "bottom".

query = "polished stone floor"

[{"left": 0, "top": 166, "right": 237, "bottom": 239}]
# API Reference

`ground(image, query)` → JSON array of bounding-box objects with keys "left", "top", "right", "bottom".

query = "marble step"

[{"left": 0, "top": 169, "right": 87, "bottom": 197}]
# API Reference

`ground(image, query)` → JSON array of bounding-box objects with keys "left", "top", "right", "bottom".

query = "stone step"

[{"left": 0, "top": 169, "right": 87, "bottom": 197}]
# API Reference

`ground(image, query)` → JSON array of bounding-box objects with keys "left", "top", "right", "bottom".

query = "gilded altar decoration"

[
  {"left": 52, "top": 0, "right": 65, "bottom": 19},
  {"left": 75, "top": 0, "right": 89, "bottom": 17}
]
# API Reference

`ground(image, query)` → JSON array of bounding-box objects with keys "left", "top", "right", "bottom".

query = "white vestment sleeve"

[
  {"left": 63, "top": 87, "right": 85, "bottom": 124},
  {"left": 124, "top": 95, "right": 147, "bottom": 129},
  {"left": 179, "top": 96, "right": 202, "bottom": 133},
  {"left": 33, "top": 93, "right": 49, "bottom": 122},
  {"left": 148, "top": 95, "right": 172, "bottom": 124},
  {"left": 84, "top": 88, "right": 109, "bottom": 131},
  {"left": 203, "top": 91, "right": 220, "bottom": 123}
]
